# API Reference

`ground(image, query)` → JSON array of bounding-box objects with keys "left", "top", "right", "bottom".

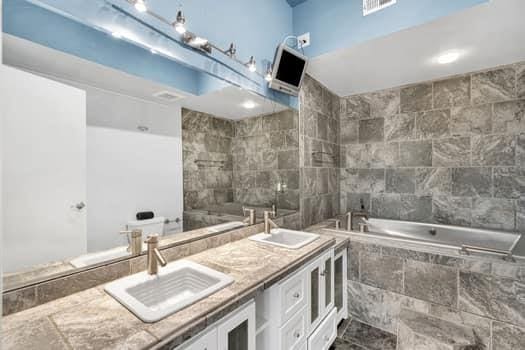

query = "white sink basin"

[
  {"left": 70, "top": 246, "right": 131, "bottom": 268},
  {"left": 249, "top": 229, "right": 320, "bottom": 249},
  {"left": 105, "top": 260, "right": 234, "bottom": 322}
]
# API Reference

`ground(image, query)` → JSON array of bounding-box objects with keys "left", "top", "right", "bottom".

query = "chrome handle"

[
  {"left": 293, "top": 292, "right": 300, "bottom": 298},
  {"left": 320, "top": 269, "right": 327, "bottom": 277},
  {"left": 294, "top": 331, "right": 300, "bottom": 338},
  {"left": 460, "top": 244, "right": 515, "bottom": 262},
  {"left": 323, "top": 335, "right": 330, "bottom": 342}
]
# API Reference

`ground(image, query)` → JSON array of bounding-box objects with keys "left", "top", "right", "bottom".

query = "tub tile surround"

[
  {"left": 1, "top": 231, "right": 336, "bottom": 350},
  {"left": 339, "top": 61, "right": 525, "bottom": 232},
  {"left": 345, "top": 232, "right": 525, "bottom": 350}
]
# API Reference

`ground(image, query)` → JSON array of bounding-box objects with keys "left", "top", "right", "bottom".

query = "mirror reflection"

[{"left": 2, "top": 35, "right": 298, "bottom": 290}]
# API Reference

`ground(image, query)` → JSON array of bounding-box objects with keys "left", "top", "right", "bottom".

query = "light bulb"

[
  {"left": 134, "top": 0, "right": 147, "bottom": 13},
  {"left": 265, "top": 65, "right": 273, "bottom": 82},
  {"left": 150, "top": 48, "right": 157, "bottom": 54},
  {"left": 242, "top": 100, "right": 257, "bottom": 109},
  {"left": 174, "top": 10, "right": 186, "bottom": 34},
  {"left": 111, "top": 31, "right": 123, "bottom": 39},
  {"left": 436, "top": 51, "right": 460, "bottom": 64},
  {"left": 247, "top": 56, "right": 256, "bottom": 72}
]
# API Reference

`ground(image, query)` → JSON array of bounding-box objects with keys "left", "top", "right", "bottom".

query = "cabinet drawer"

[
  {"left": 175, "top": 328, "right": 217, "bottom": 350},
  {"left": 307, "top": 308, "right": 337, "bottom": 350},
  {"left": 279, "top": 269, "right": 307, "bottom": 324},
  {"left": 279, "top": 306, "right": 307, "bottom": 350}
]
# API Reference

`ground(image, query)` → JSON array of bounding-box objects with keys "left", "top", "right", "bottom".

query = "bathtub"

[{"left": 344, "top": 218, "right": 524, "bottom": 260}]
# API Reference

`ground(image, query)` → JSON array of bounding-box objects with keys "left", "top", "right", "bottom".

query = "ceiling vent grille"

[
  {"left": 153, "top": 90, "right": 183, "bottom": 102},
  {"left": 363, "top": 0, "right": 396, "bottom": 16}
]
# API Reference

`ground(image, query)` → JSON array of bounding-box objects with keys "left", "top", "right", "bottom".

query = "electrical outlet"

[{"left": 297, "top": 32, "right": 310, "bottom": 48}]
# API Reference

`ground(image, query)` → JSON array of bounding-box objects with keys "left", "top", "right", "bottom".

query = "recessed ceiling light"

[
  {"left": 242, "top": 100, "right": 257, "bottom": 109},
  {"left": 436, "top": 51, "right": 460, "bottom": 64},
  {"left": 111, "top": 31, "right": 123, "bottom": 39}
]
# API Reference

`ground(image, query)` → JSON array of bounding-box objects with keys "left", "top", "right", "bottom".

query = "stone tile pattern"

[
  {"left": 346, "top": 236, "right": 525, "bottom": 350},
  {"left": 300, "top": 75, "right": 340, "bottom": 227},
  {"left": 232, "top": 109, "right": 300, "bottom": 210},
  {"left": 339, "top": 61, "right": 525, "bottom": 231},
  {"left": 182, "top": 108, "right": 235, "bottom": 213}
]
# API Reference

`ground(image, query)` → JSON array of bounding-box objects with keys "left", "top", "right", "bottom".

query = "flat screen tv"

[{"left": 269, "top": 44, "right": 308, "bottom": 96}]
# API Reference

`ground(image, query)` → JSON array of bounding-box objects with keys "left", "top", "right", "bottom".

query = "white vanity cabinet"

[
  {"left": 175, "top": 301, "right": 255, "bottom": 350},
  {"left": 258, "top": 247, "right": 341, "bottom": 350}
]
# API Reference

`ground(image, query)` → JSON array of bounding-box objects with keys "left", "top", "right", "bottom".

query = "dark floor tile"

[
  {"left": 330, "top": 338, "right": 367, "bottom": 350},
  {"left": 341, "top": 320, "right": 397, "bottom": 350}
]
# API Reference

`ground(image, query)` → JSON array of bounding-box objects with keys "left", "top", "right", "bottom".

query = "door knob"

[{"left": 71, "top": 201, "right": 86, "bottom": 211}]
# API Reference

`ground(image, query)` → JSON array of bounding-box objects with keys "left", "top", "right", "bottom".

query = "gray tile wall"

[
  {"left": 347, "top": 238, "right": 525, "bottom": 349},
  {"left": 182, "top": 109, "right": 234, "bottom": 210},
  {"left": 299, "top": 76, "right": 341, "bottom": 227},
  {"left": 232, "top": 109, "right": 300, "bottom": 210},
  {"left": 339, "top": 61, "right": 525, "bottom": 231}
]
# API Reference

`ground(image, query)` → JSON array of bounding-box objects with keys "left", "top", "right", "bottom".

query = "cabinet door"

[
  {"left": 321, "top": 253, "right": 334, "bottom": 315},
  {"left": 218, "top": 302, "right": 255, "bottom": 350},
  {"left": 334, "top": 249, "right": 348, "bottom": 323},
  {"left": 176, "top": 328, "right": 217, "bottom": 350},
  {"left": 307, "top": 261, "right": 321, "bottom": 331}
]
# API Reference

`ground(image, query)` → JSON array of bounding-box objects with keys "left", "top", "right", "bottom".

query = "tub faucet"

[
  {"left": 120, "top": 229, "right": 142, "bottom": 256},
  {"left": 242, "top": 206, "right": 256, "bottom": 225},
  {"left": 264, "top": 210, "right": 278, "bottom": 234},
  {"left": 145, "top": 234, "right": 167, "bottom": 275},
  {"left": 346, "top": 210, "right": 369, "bottom": 231}
]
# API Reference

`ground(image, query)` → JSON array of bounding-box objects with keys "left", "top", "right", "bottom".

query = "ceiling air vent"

[
  {"left": 153, "top": 90, "right": 183, "bottom": 102},
  {"left": 363, "top": 0, "right": 396, "bottom": 16}
]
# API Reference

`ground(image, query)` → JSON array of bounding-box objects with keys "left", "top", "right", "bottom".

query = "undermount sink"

[
  {"left": 105, "top": 260, "right": 234, "bottom": 322},
  {"left": 249, "top": 228, "right": 320, "bottom": 249}
]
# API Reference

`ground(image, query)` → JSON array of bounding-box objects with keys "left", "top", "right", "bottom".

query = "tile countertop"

[{"left": 2, "top": 233, "right": 335, "bottom": 350}]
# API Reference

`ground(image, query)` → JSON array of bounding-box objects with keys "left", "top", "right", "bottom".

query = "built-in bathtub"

[
  {"left": 332, "top": 217, "right": 524, "bottom": 261},
  {"left": 183, "top": 202, "right": 296, "bottom": 231}
]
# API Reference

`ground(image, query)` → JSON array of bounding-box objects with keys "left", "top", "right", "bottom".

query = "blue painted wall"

[{"left": 293, "top": 0, "right": 488, "bottom": 57}]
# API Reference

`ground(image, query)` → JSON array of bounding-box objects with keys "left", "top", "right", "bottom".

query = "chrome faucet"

[
  {"left": 120, "top": 229, "right": 143, "bottom": 256},
  {"left": 346, "top": 210, "right": 369, "bottom": 231},
  {"left": 242, "top": 206, "right": 257, "bottom": 225},
  {"left": 145, "top": 234, "right": 167, "bottom": 275},
  {"left": 264, "top": 210, "right": 278, "bottom": 234}
]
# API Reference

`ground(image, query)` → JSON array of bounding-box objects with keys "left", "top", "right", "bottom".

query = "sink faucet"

[
  {"left": 145, "top": 234, "right": 167, "bottom": 275},
  {"left": 264, "top": 210, "right": 278, "bottom": 234},
  {"left": 120, "top": 229, "right": 142, "bottom": 256},
  {"left": 242, "top": 206, "right": 257, "bottom": 225}
]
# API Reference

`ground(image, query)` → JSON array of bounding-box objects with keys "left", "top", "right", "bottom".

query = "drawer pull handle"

[
  {"left": 320, "top": 270, "right": 327, "bottom": 277},
  {"left": 323, "top": 335, "right": 330, "bottom": 342},
  {"left": 293, "top": 292, "right": 300, "bottom": 298},
  {"left": 294, "top": 331, "right": 301, "bottom": 338}
]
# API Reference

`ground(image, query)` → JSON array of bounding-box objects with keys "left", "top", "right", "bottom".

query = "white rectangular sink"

[
  {"left": 249, "top": 229, "right": 320, "bottom": 249},
  {"left": 105, "top": 260, "right": 234, "bottom": 322}
]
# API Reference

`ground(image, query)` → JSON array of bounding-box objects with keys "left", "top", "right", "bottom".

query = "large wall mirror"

[{"left": 2, "top": 34, "right": 299, "bottom": 291}]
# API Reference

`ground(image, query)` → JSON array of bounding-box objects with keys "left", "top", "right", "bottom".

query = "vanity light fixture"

[
  {"left": 242, "top": 100, "right": 257, "bottom": 109},
  {"left": 111, "top": 31, "right": 123, "bottom": 39},
  {"left": 150, "top": 48, "right": 157, "bottom": 54},
  {"left": 226, "top": 43, "right": 237, "bottom": 58},
  {"left": 182, "top": 33, "right": 212, "bottom": 53},
  {"left": 247, "top": 56, "right": 257, "bottom": 72},
  {"left": 174, "top": 9, "right": 186, "bottom": 34},
  {"left": 134, "top": 0, "right": 147, "bottom": 13}
]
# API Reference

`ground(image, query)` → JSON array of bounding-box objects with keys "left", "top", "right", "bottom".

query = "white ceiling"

[
  {"left": 308, "top": 0, "right": 525, "bottom": 96},
  {"left": 2, "top": 34, "right": 289, "bottom": 119}
]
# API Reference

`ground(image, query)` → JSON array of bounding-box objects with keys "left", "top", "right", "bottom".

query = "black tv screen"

[{"left": 275, "top": 49, "right": 306, "bottom": 88}]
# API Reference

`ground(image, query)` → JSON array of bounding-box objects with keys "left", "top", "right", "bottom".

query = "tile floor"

[{"left": 331, "top": 319, "right": 397, "bottom": 350}]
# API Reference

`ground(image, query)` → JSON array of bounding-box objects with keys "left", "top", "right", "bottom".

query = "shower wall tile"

[
  {"left": 386, "top": 168, "right": 415, "bottom": 194},
  {"left": 471, "top": 197, "right": 515, "bottom": 230},
  {"left": 415, "top": 168, "right": 451, "bottom": 195},
  {"left": 451, "top": 167, "right": 492, "bottom": 197},
  {"left": 384, "top": 113, "right": 415, "bottom": 142},
  {"left": 362, "top": 88, "right": 400, "bottom": 119},
  {"left": 358, "top": 118, "right": 384, "bottom": 143},
  {"left": 518, "top": 63, "right": 525, "bottom": 99},
  {"left": 492, "top": 322, "right": 525, "bottom": 350},
  {"left": 471, "top": 67, "right": 516, "bottom": 104},
  {"left": 400, "top": 195, "right": 432, "bottom": 222},
  {"left": 360, "top": 253, "right": 404, "bottom": 293},
  {"left": 432, "top": 196, "right": 472, "bottom": 226},
  {"left": 400, "top": 83, "right": 433, "bottom": 112},
  {"left": 493, "top": 167, "right": 525, "bottom": 199},
  {"left": 433, "top": 75, "right": 471, "bottom": 108}
]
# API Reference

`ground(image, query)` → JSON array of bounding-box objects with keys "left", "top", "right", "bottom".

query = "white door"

[{"left": 1, "top": 66, "right": 87, "bottom": 272}]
